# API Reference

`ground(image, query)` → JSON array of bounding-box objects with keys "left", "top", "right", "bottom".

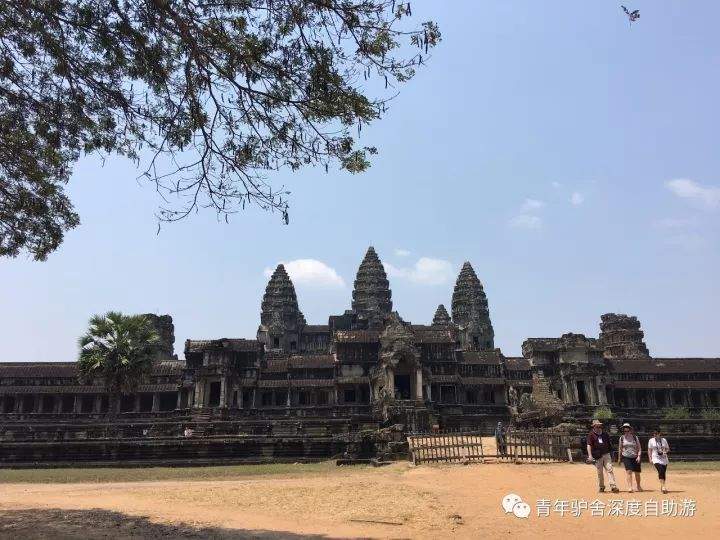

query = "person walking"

[
  {"left": 586, "top": 419, "right": 619, "bottom": 493},
  {"left": 648, "top": 428, "right": 670, "bottom": 493},
  {"left": 618, "top": 422, "right": 642, "bottom": 492}
]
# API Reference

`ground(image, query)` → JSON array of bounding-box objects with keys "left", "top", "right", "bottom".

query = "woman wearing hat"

[{"left": 618, "top": 423, "right": 642, "bottom": 492}]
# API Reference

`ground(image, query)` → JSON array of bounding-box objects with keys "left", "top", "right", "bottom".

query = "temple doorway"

[
  {"left": 208, "top": 381, "right": 221, "bottom": 407},
  {"left": 576, "top": 381, "right": 588, "bottom": 404},
  {"left": 395, "top": 374, "right": 412, "bottom": 400}
]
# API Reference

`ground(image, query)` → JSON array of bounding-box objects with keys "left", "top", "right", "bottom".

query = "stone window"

[
  {"left": 81, "top": 395, "right": 95, "bottom": 413},
  {"left": 61, "top": 394, "right": 75, "bottom": 413},
  {"left": 344, "top": 389, "right": 357, "bottom": 403}
]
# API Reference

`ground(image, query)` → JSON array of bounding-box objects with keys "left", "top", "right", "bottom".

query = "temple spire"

[
  {"left": 432, "top": 304, "right": 452, "bottom": 326},
  {"left": 258, "top": 264, "right": 305, "bottom": 351},
  {"left": 451, "top": 261, "right": 494, "bottom": 349},
  {"left": 260, "top": 264, "right": 304, "bottom": 325},
  {"left": 351, "top": 246, "right": 392, "bottom": 320}
]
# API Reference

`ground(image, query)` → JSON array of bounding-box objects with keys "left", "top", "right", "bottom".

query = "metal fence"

[{"left": 407, "top": 428, "right": 573, "bottom": 465}]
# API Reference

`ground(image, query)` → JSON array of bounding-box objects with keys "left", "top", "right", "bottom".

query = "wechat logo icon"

[{"left": 502, "top": 493, "right": 531, "bottom": 519}]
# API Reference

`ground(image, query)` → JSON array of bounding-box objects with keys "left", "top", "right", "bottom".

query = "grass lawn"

[
  {"left": 668, "top": 460, "right": 720, "bottom": 471},
  {"left": 1, "top": 460, "right": 718, "bottom": 484},
  {"left": 0, "top": 460, "right": 346, "bottom": 484}
]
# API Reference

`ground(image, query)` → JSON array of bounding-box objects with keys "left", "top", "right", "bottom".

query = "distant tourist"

[
  {"left": 183, "top": 427, "right": 194, "bottom": 438},
  {"left": 617, "top": 422, "right": 642, "bottom": 492},
  {"left": 495, "top": 421, "right": 506, "bottom": 456},
  {"left": 648, "top": 428, "right": 670, "bottom": 493},
  {"left": 586, "top": 419, "right": 619, "bottom": 493}
]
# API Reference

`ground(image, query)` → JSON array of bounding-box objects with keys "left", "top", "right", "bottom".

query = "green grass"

[
  {"left": 0, "top": 460, "right": 350, "bottom": 484},
  {"left": 667, "top": 461, "right": 720, "bottom": 471}
]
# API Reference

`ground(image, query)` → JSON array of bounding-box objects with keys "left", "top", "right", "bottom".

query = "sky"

[{"left": 2, "top": 1, "right": 719, "bottom": 362}]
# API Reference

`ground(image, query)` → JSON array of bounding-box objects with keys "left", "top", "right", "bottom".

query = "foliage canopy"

[
  {"left": 77, "top": 311, "right": 160, "bottom": 404},
  {"left": 0, "top": 1, "right": 440, "bottom": 260}
]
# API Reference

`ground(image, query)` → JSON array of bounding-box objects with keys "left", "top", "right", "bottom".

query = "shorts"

[
  {"left": 622, "top": 456, "right": 641, "bottom": 472},
  {"left": 654, "top": 463, "right": 667, "bottom": 480}
]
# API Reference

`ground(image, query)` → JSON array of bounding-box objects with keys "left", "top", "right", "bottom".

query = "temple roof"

[
  {"left": 351, "top": 247, "right": 392, "bottom": 319},
  {"left": 288, "top": 354, "right": 336, "bottom": 368},
  {"left": 303, "top": 325, "right": 329, "bottom": 334},
  {"left": 0, "top": 362, "right": 184, "bottom": 378},
  {"left": 334, "top": 330, "right": 381, "bottom": 343},
  {"left": 609, "top": 358, "right": 720, "bottom": 373},
  {"left": 413, "top": 328, "right": 456, "bottom": 344},
  {"left": 457, "top": 350, "right": 503, "bottom": 364},
  {"left": 504, "top": 357, "right": 531, "bottom": 371},
  {"left": 185, "top": 338, "right": 261, "bottom": 354}
]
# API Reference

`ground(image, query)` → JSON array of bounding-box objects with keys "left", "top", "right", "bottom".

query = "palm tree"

[{"left": 78, "top": 312, "right": 160, "bottom": 415}]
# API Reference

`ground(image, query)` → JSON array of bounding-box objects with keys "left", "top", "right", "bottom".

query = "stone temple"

[{"left": 1, "top": 247, "right": 719, "bottom": 464}]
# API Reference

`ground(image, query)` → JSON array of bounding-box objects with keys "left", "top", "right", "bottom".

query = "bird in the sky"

[{"left": 621, "top": 5, "right": 640, "bottom": 25}]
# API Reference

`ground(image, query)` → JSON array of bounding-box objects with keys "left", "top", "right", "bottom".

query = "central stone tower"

[
  {"left": 451, "top": 262, "right": 495, "bottom": 350},
  {"left": 257, "top": 264, "right": 306, "bottom": 352},
  {"left": 351, "top": 246, "right": 392, "bottom": 328}
]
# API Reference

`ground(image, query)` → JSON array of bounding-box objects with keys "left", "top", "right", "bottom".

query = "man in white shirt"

[{"left": 647, "top": 428, "right": 670, "bottom": 494}]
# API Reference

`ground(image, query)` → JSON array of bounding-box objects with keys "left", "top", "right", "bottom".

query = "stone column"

[
  {"left": 387, "top": 369, "right": 395, "bottom": 399},
  {"left": 219, "top": 376, "right": 227, "bottom": 408},
  {"left": 152, "top": 393, "right": 160, "bottom": 412},
  {"left": 14, "top": 395, "right": 22, "bottom": 413},
  {"left": 94, "top": 395, "right": 102, "bottom": 413},
  {"left": 415, "top": 368, "right": 423, "bottom": 400},
  {"left": 134, "top": 394, "right": 141, "bottom": 412},
  {"left": 176, "top": 390, "right": 183, "bottom": 409},
  {"left": 238, "top": 389, "right": 243, "bottom": 409},
  {"left": 73, "top": 394, "right": 82, "bottom": 413},
  {"left": 194, "top": 382, "right": 205, "bottom": 408}
]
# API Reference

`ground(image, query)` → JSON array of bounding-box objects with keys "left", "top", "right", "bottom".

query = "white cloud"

[
  {"left": 263, "top": 259, "right": 345, "bottom": 288},
  {"left": 510, "top": 198, "right": 544, "bottom": 229},
  {"left": 509, "top": 214, "right": 543, "bottom": 229},
  {"left": 394, "top": 248, "right": 411, "bottom": 257},
  {"left": 384, "top": 257, "right": 455, "bottom": 286},
  {"left": 570, "top": 192, "right": 585, "bottom": 206},
  {"left": 666, "top": 178, "right": 720, "bottom": 209},
  {"left": 551, "top": 181, "right": 561, "bottom": 189},
  {"left": 520, "top": 198, "right": 545, "bottom": 212}
]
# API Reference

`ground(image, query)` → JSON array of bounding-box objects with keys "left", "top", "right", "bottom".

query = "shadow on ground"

[{"left": 0, "top": 509, "right": 352, "bottom": 539}]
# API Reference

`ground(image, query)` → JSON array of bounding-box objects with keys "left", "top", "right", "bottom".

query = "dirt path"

[{"left": 1, "top": 462, "right": 718, "bottom": 538}]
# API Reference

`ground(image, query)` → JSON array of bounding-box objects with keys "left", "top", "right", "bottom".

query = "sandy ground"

[{"left": 1, "top": 462, "right": 719, "bottom": 539}]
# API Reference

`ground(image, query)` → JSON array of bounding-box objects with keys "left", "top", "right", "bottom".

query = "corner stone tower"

[
  {"left": 451, "top": 262, "right": 494, "bottom": 350},
  {"left": 351, "top": 246, "right": 392, "bottom": 328},
  {"left": 598, "top": 313, "right": 650, "bottom": 359},
  {"left": 257, "top": 264, "right": 306, "bottom": 352},
  {"left": 432, "top": 304, "right": 452, "bottom": 326}
]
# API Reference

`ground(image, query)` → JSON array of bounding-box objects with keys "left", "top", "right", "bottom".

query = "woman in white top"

[{"left": 647, "top": 428, "right": 670, "bottom": 494}]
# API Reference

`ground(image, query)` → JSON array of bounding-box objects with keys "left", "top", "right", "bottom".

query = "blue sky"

[{"left": 2, "top": 1, "right": 719, "bottom": 362}]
